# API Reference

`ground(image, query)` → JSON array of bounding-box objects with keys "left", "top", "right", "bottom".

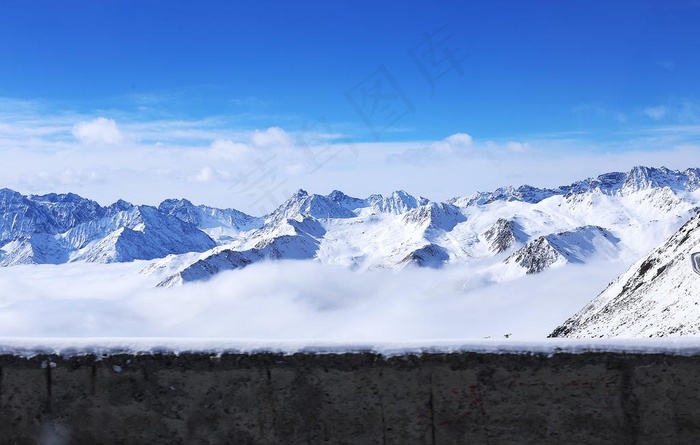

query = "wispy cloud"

[
  {"left": 0, "top": 96, "right": 698, "bottom": 213},
  {"left": 573, "top": 103, "right": 627, "bottom": 124},
  {"left": 656, "top": 60, "right": 675, "bottom": 70},
  {"left": 643, "top": 106, "right": 669, "bottom": 120}
]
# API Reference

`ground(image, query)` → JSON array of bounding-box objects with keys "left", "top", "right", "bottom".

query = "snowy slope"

[
  {"left": 504, "top": 226, "right": 620, "bottom": 274},
  {"left": 550, "top": 210, "right": 700, "bottom": 338},
  {"left": 266, "top": 189, "right": 356, "bottom": 224},
  {"left": 0, "top": 192, "right": 217, "bottom": 265},
  {"left": 0, "top": 233, "right": 68, "bottom": 266},
  {"left": 157, "top": 217, "right": 325, "bottom": 286},
  {"left": 0, "top": 188, "right": 59, "bottom": 244},
  {"left": 158, "top": 198, "right": 262, "bottom": 243},
  {"left": 73, "top": 206, "right": 216, "bottom": 263},
  {"left": 368, "top": 190, "right": 429, "bottom": 214}
]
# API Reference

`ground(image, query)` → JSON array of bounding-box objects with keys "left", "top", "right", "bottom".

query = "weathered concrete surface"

[{"left": 1, "top": 352, "right": 700, "bottom": 444}]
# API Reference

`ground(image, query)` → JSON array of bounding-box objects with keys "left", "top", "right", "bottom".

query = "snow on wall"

[{"left": 3, "top": 337, "right": 700, "bottom": 358}]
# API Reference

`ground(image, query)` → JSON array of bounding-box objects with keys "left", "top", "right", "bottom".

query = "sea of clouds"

[{"left": 0, "top": 258, "right": 630, "bottom": 340}]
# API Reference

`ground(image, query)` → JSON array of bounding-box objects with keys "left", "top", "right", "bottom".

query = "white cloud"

[
  {"left": 505, "top": 141, "right": 530, "bottom": 152},
  {"left": 431, "top": 132, "right": 473, "bottom": 153},
  {"left": 206, "top": 138, "right": 253, "bottom": 160},
  {"left": 644, "top": 106, "right": 668, "bottom": 120},
  {"left": 0, "top": 96, "right": 699, "bottom": 214},
  {"left": 72, "top": 117, "right": 125, "bottom": 145},
  {"left": 0, "top": 259, "right": 624, "bottom": 339},
  {"left": 191, "top": 166, "right": 230, "bottom": 183},
  {"left": 251, "top": 126, "right": 292, "bottom": 147}
]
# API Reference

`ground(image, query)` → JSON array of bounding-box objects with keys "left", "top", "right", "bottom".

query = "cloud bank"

[
  {"left": 0, "top": 259, "right": 629, "bottom": 340},
  {"left": 0, "top": 98, "right": 699, "bottom": 214}
]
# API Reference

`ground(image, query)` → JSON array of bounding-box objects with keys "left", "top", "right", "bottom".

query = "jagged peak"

[
  {"left": 159, "top": 197, "right": 195, "bottom": 208},
  {"left": 451, "top": 165, "right": 700, "bottom": 207},
  {"left": 327, "top": 190, "right": 348, "bottom": 200},
  {"left": 107, "top": 199, "right": 135, "bottom": 212},
  {"left": 400, "top": 243, "right": 450, "bottom": 269},
  {"left": 402, "top": 202, "right": 466, "bottom": 233},
  {"left": 391, "top": 189, "right": 412, "bottom": 198},
  {"left": 291, "top": 189, "right": 309, "bottom": 199},
  {"left": 483, "top": 218, "right": 528, "bottom": 254},
  {"left": 28, "top": 191, "right": 88, "bottom": 203},
  {"left": 266, "top": 189, "right": 355, "bottom": 223},
  {"left": 0, "top": 188, "right": 26, "bottom": 201},
  {"left": 368, "top": 190, "right": 421, "bottom": 214}
]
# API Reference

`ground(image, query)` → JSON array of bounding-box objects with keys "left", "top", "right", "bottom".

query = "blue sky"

[{"left": 0, "top": 1, "right": 699, "bottom": 212}]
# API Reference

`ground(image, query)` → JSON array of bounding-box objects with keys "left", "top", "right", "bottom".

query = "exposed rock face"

[
  {"left": 157, "top": 218, "right": 325, "bottom": 286},
  {"left": 483, "top": 218, "right": 526, "bottom": 254},
  {"left": 504, "top": 226, "right": 619, "bottom": 274},
  {"left": 400, "top": 243, "right": 450, "bottom": 268}
]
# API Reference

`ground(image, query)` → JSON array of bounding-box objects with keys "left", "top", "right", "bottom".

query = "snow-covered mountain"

[
  {"left": 156, "top": 217, "right": 325, "bottom": 286},
  {"left": 549, "top": 209, "right": 700, "bottom": 338},
  {"left": 0, "top": 188, "right": 102, "bottom": 244},
  {"left": 265, "top": 189, "right": 356, "bottom": 223},
  {"left": 2, "top": 166, "right": 700, "bottom": 293},
  {"left": 158, "top": 198, "right": 261, "bottom": 243},
  {"left": 368, "top": 190, "right": 429, "bottom": 214},
  {"left": 144, "top": 166, "right": 700, "bottom": 287},
  {"left": 69, "top": 205, "right": 217, "bottom": 263},
  {"left": 503, "top": 226, "right": 620, "bottom": 274},
  {"left": 0, "top": 193, "right": 218, "bottom": 265},
  {"left": 451, "top": 166, "right": 700, "bottom": 206},
  {"left": 482, "top": 218, "right": 527, "bottom": 254}
]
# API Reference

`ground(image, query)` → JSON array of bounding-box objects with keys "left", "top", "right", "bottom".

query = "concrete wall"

[{"left": 1, "top": 352, "right": 699, "bottom": 444}]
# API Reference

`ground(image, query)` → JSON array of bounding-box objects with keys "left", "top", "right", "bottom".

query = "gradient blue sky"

[{"left": 0, "top": 1, "right": 699, "bottom": 212}]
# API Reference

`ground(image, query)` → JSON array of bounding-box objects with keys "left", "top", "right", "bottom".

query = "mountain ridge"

[{"left": 1, "top": 166, "right": 698, "bottom": 291}]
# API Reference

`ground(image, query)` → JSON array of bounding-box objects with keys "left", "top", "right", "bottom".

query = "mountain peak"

[
  {"left": 369, "top": 190, "right": 421, "bottom": 214},
  {"left": 268, "top": 190, "right": 355, "bottom": 223},
  {"left": 504, "top": 226, "right": 620, "bottom": 274},
  {"left": 29, "top": 192, "right": 86, "bottom": 204},
  {"left": 451, "top": 166, "right": 700, "bottom": 207},
  {"left": 108, "top": 199, "right": 134, "bottom": 210},
  {"left": 483, "top": 218, "right": 527, "bottom": 254},
  {"left": 0, "top": 188, "right": 24, "bottom": 200},
  {"left": 160, "top": 198, "right": 195, "bottom": 208},
  {"left": 327, "top": 190, "right": 346, "bottom": 200},
  {"left": 402, "top": 202, "right": 466, "bottom": 232},
  {"left": 292, "top": 189, "right": 309, "bottom": 199}
]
